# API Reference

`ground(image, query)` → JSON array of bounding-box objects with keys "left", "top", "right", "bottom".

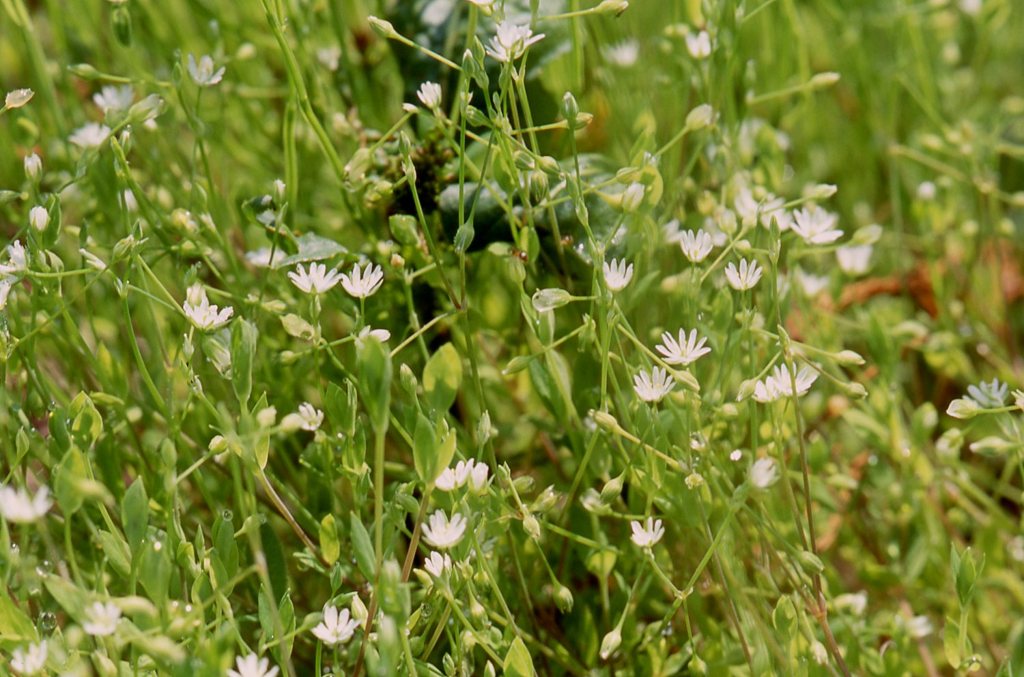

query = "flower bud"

[
  {"left": 620, "top": 182, "right": 645, "bottom": 213},
  {"left": 554, "top": 585, "right": 574, "bottom": 613},
  {"left": 946, "top": 397, "right": 980, "bottom": 419},
  {"left": 522, "top": 513, "right": 541, "bottom": 540},
  {"left": 367, "top": 15, "right": 397, "bottom": 38},
  {"left": 599, "top": 628, "right": 622, "bottom": 660},
  {"left": 531, "top": 287, "right": 571, "bottom": 313},
  {"left": 685, "top": 103, "right": 715, "bottom": 131},
  {"left": 809, "top": 71, "right": 841, "bottom": 88},
  {"left": 4, "top": 88, "right": 34, "bottom": 109},
  {"left": 29, "top": 206, "right": 49, "bottom": 232},
  {"left": 24, "top": 153, "right": 41, "bottom": 181}
]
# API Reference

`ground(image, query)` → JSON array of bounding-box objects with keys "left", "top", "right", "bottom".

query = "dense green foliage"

[{"left": 2, "top": 0, "right": 1023, "bottom": 675}]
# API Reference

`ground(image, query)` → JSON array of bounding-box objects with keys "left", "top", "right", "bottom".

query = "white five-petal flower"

[
  {"left": 416, "top": 81, "right": 442, "bottom": 109},
  {"left": 312, "top": 605, "right": 360, "bottom": 646},
  {"left": 633, "top": 366, "right": 674, "bottom": 403},
  {"left": 751, "top": 364, "right": 818, "bottom": 403},
  {"left": 603, "top": 258, "right": 634, "bottom": 292},
  {"left": 486, "top": 22, "right": 545, "bottom": 62},
  {"left": 421, "top": 510, "right": 467, "bottom": 549},
  {"left": 792, "top": 206, "right": 843, "bottom": 244},
  {"left": 83, "top": 601, "right": 122, "bottom": 636},
  {"left": 630, "top": 517, "right": 665, "bottom": 548},
  {"left": 725, "top": 258, "right": 763, "bottom": 291},
  {"left": 357, "top": 326, "right": 391, "bottom": 342},
  {"left": 678, "top": 229, "right": 714, "bottom": 263},
  {"left": 297, "top": 403, "right": 324, "bottom": 431},
  {"left": 228, "top": 654, "right": 279, "bottom": 677},
  {"left": 10, "top": 639, "right": 47, "bottom": 675},
  {"left": 69, "top": 122, "right": 111, "bottom": 149},
  {"left": 187, "top": 54, "right": 225, "bottom": 87},
  {"left": 0, "top": 485, "right": 52, "bottom": 523},
  {"left": 685, "top": 31, "right": 712, "bottom": 59},
  {"left": 182, "top": 283, "right": 234, "bottom": 331},
  {"left": 93, "top": 85, "right": 135, "bottom": 114},
  {"left": 423, "top": 551, "right": 453, "bottom": 578},
  {"left": 966, "top": 378, "right": 1008, "bottom": 408},
  {"left": 340, "top": 262, "right": 384, "bottom": 298},
  {"left": 836, "top": 244, "right": 872, "bottom": 275},
  {"left": 749, "top": 457, "right": 779, "bottom": 489},
  {"left": 656, "top": 329, "right": 711, "bottom": 366},
  {"left": 288, "top": 262, "right": 342, "bottom": 295}
]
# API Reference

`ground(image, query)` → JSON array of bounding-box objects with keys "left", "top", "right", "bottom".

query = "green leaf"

[
  {"left": 97, "top": 530, "right": 132, "bottom": 578},
  {"left": 69, "top": 392, "right": 103, "bottom": 447},
  {"left": 503, "top": 636, "right": 536, "bottom": 677},
  {"left": 319, "top": 514, "right": 340, "bottom": 565},
  {"left": 0, "top": 594, "right": 38, "bottom": 646},
  {"left": 422, "top": 343, "right": 462, "bottom": 414},
  {"left": 945, "top": 617, "right": 963, "bottom": 669},
  {"left": 281, "top": 313, "right": 315, "bottom": 341},
  {"left": 350, "top": 513, "right": 375, "bottom": 581},
  {"left": 231, "top": 318, "right": 258, "bottom": 408},
  {"left": 44, "top": 575, "right": 88, "bottom": 620},
  {"left": 356, "top": 337, "right": 392, "bottom": 434},
  {"left": 54, "top": 445, "right": 89, "bottom": 515},
  {"left": 122, "top": 479, "right": 149, "bottom": 554},
  {"left": 272, "top": 233, "right": 346, "bottom": 269},
  {"left": 260, "top": 522, "right": 288, "bottom": 600}
]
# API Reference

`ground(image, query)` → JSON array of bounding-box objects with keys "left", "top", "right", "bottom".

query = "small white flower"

[
  {"left": 29, "top": 206, "right": 48, "bottom": 232},
  {"left": 10, "top": 639, "right": 47, "bottom": 675},
  {"left": 436, "top": 460, "right": 472, "bottom": 491},
  {"left": 340, "top": 262, "right": 384, "bottom": 298},
  {"left": 633, "top": 366, "right": 674, "bottom": 403},
  {"left": 357, "top": 325, "right": 391, "bottom": 342},
  {"left": 188, "top": 54, "right": 225, "bottom": 87},
  {"left": 317, "top": 46, "right": 341, "bottom": 71},
  {"left": 603, "top": 258, "right": 634, "bottom": 292},
  {"left": 312, "top": 605, "right": 360, "bottom": 646},
  {"left": 182, "top": 283, "right": 234, "bottom": 331},
  {"left": 288, "top": 262, "right": 342, "bottom": 295},
  {"left": 729, "top": 449, "right": 743, "bottom": 461},
  {"left": 1, "top": 240, "right": 27, "bottom": 275},
  {"left": 69, "top": 122, "right": 111, "bottom": 149},
  {"left": 620, "top": 182, "right": 645, "bottom": 213},
  {"left": 24, "top": 153, "right": 41, "bottom": 181},
  {"left": 4, "top": 88, "right": 34, "bottom": 109},
  {"left": 685, "top": 31, "right": 712, "bottom": 59},
  {"left": 467, "top": 461, "right": 489, "bottom": 492},
  {"left": 685, "top": 471, "right": 704, "bottom": 489},
  {"left": 630, "top": 517, "right": 665, "bottom": 548},
  {"left": 296, "top": 403, "right": 324, "bottom": 431},
  {"left": 836, "top": 244, "right": 872, "bottom": 275},
  {"left": 966, "top": 378, "right": 1008, "bottom": 408},
  {"left": 916, "top": 181, "right": 937, "bottom": 201},
  {"left": 83, "top": 601, "right": 121, "bottom": 636},
  {"left": 0, "top": 276, "right": 16, "bottom": 310},
  {"left": 416, "top": 81, "right": 442, "bottom": 109},
  {"left": 421, "top": 510, "right": 467, "bottom": 549},
  {"left": 749, "top": 457, "right": 779, "bottom": 489},
  {"left": 0, "top": 485, "right": 52, "bottom": 523},
  {"left": 656, "top": 329, "right": 711, "bottom": 366},
  {"left": 795, "top": 269, "right": 829, "bottom": 296},
  {"left": 423, "top": 551, "right": 453, "bottom": 578},
  {"left": 93, "top": 85, "right": 134, "bottom": 114},
  {"left": 725, "top": 258, "right": 763, "bottom": 291},
  {"left": 792, "top": 206, "right": 843, "bottom": 245},
  {"left": 903, "top": 614, "right": 933, "bottom": 639},
  {"left": 228, "top": 654, "right": 279, "bottom": 677},
  {"left": 678, "top": 229, "right": 714, "bottom": 263},
  {"left": 834, "top": 591, "right": 868, "bottom": 616},
  {"left": 486, "top": 21, "right": 545, "bottom": 63},
  {"left": 603, "top": 40, "right": 639, "bottom": 67}
]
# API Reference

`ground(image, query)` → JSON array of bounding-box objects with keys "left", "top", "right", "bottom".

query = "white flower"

[
  {"left": 0, "top": 485, "right": 52, "bottom": 523},
  {"left": 416, "top": 81, "right": 442, "bottom": 109},
  {"left": 312, "top": 605, "right": 360, "bottom": 646},
  {"left": 685, "top": 31, "right": 712, "bottom": 59},
  {"left": 811, "top": 641, "right": 828, "bottom": 665},
  {"left": 340, "top": 262, "right": 384, "bottom": 298},
  {"left": 0, "top": 276, "right": 16, "bottom": 310},
  {"left": 834, "top": 591, "right": 868, "bottom": 616},
  {"left": 678, "top": 229, "right": 714, "bottom": 263},
  {"left": 966, "top": 378, "right": 1008, "bottom": 408},
  {"left": 435, "top": 460, "right": 472, "bottom": 491},
  {"left": 10, "top": 639, "right": 47, "bottom": 675},
  {"left": 188, "top": 54, "right": 225, "bottom": 87},
  {"left": 423, "top": 551, "right": 453, "bottom": 578},
  {"left": 228, "top": 654, "right": 279, "bottom": 677},
  {"left": 603, "top": 258, "right": 634, "bottom": 292},
  {"left": 83, "top": 601, "right": 121, "bottom": 636},
  {"left": 749, "top": 457, "right": 779, "bottom": 489},
  {"left": 792, "top": 206, "right": 842, "bottom": 244},
  {"left": 297, "top": 403, "right": 324, "bottom": 431},
  {"left": 633, "top": 366, "right": 674, "bottom": 403},
  {"left": 69, "top": 122, "right": 111, "bottom": 149},
  {"left": 795, "top": 269, "right": 829, "bottom": 296},
  {"left": 182, "top": 283, "right": 234, "bottom": 331},
  {"left": 357, "top": 325, "right": 391, "bottom": 342},
  {"left": 486, "top": 21, "right": 545, "bottom": 62},
  {"left": 620, "top": 182, "right": 645, "bottom": 212},
  {"left": 0, "top": 240, "right": 27, "bottom": 276},
  {"left": 317, "top": 46, "right": 341, "bottom": 71},
  {"left": 903, "top": 615, "right": 933, "bottom": 639},
  {"left": 725, "top": 258, "right": 763, "bottom": 291},
  {"left": 29, "top": 206, "right": 48, "bottom": 232},
  {"left": 603, "top": 40, "right": 639, "bottom": 67},
  {"left": 421, "top": 510, "right": 467, "bottom": 549},
  {"left": 288, "top": 262, "right": 342, "bottom": 295},
  {"left": 656, "top": 329, "right": 711, "bottom": 366},
  {"left": 836, "top": 244, "right": 872, "bottom": 275},
  {"left": 735, "top": 188, "right": 789, "bottom": 230},
  {"left": 24, "top": 153, "right": 41, "bottom": 181},
  {"left": 916, "top": 181, "right": 937, "bottom": 201},
  {"left": 729, "top": 449, "right": 743, "bottom": 461},
  {"left": 93, "top": 85, "right": 134, "bottom": 114},
  {"left": 750, "top": 364, "right": 817, "bottom": 403},
  {"left": 630, "top": 517, "right": 665, "bottom": 548},
  {"left": 4, "top": 88, "right": 34, "bottom": 109},
  {"left": 467, "top": 461, "right": 489, "bottom": 492}
]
